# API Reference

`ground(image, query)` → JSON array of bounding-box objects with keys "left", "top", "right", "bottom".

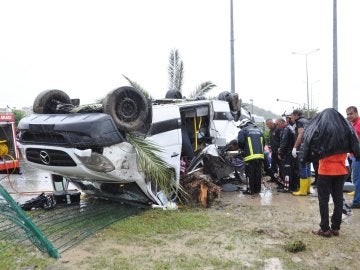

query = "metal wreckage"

[{"left": 17, "top": 86, "right": 251, "bottom": 209}]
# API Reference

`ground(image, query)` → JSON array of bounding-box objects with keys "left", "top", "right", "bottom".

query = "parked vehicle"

[
  {"left": 0, "top": 112, "right": 20, "bottom": 173},
  {"left": 17, "top": 86, "right": 246, "bottom": 206}
]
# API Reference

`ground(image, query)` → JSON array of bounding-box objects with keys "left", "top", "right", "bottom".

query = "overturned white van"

[{"left": 17, "top": 86, "right": 244, "bottom": 207}]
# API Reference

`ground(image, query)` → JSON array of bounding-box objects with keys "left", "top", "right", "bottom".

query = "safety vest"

[{"left": 238, "top": 124, "right": 265, "bottom": 162}]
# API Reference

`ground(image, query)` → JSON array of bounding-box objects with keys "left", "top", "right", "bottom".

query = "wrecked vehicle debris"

[
  {"left": 17, "top": 86, "right": 247, "bottom": 207},
  {"left": 20, "top": 192, "right": 56, "bottom": 211}
]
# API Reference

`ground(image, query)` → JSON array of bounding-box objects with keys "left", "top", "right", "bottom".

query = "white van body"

[{"left": 17, "top": 99, "right": 240, "bottom": 206}]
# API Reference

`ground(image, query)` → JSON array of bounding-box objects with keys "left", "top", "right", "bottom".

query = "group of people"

[
  {"left": 236, "top": 106, "right": 360, "bottom": 238},
  {"left": 237, "top": 109, "right": 309, "bottom": 195}
]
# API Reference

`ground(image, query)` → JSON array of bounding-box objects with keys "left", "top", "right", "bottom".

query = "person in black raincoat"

[
  {"left": 237, "top": 118, "right": 265, "bottom": 194},
  {"left": 278, "top": 116, "right": 297, "bottom": 192},
  {"left": 266, "top": 119, "right": 282, "bottom": 179},
  {"left": 299, "top": 108, "right": 360, "bottom": 237}
]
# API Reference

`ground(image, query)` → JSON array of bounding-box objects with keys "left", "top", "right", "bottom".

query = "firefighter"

[{"left": 237, "top": 118, "right": 265, "bottom": 194}]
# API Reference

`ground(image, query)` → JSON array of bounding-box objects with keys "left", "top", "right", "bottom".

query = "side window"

[{"left": 180, "top": 106, "right": 211, "bottom": 154}]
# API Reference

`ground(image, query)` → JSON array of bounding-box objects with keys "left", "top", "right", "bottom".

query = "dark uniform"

[
  {"left": 278, "top": 123, "right": 297, "bottom": 191},
  {"left": 269, "top": 125, "right": 282, "bottom": 178},
  {"left": 238, "top": 121, "right": 265, "bottom": 194}
]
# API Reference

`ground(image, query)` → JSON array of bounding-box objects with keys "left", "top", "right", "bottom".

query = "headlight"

[{"left": 76, "top": 152, "right": 115, "bottom": 173}]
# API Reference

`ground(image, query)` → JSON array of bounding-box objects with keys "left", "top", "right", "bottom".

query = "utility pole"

[
  {"left": 333, "top": 0, "right": 338, "bottom": 110},
  {"left": 292, "top": 48, "right": 320, "bottom": 118},
  {"left": 230, "top": 0, "right": 235, "bottom": 94}
]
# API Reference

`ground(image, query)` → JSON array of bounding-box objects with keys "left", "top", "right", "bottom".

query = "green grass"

[
  {"left": 0, "top": 241, "right": 54, "bottom": 269},
  {"left": 106, "top": 207, "right": 212, "bottom": 241},
  {"left": 3, "top": 198, "right": 360, "bottom": 270}
]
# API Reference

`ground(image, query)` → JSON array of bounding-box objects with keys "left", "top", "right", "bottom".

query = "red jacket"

[
  {"left": 352, "top": 117, "right": 360, "bottom": 140},
  {"left": 318, "top": 153, "right": 348, "bottom": 175}
]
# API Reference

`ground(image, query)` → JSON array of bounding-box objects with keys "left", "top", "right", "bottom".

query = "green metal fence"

[{"left": 0, "top": 182, "right": 145, "bottom": 259}]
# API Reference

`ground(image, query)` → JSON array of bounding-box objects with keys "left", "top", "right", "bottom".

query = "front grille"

[
  {"left": 21, "top": 132, "right": 67, "bottom": 146},
  {"left": 26, "top": 148, "right": 77, "bottom": 166}
]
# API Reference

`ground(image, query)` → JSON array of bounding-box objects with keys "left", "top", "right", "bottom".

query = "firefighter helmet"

[{"left": 238, "top": 118, "right": 251, "bottom": 128}]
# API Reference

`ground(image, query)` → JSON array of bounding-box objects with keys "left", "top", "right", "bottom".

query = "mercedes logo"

[{"left": 39, "top": 150, "right": 51, "bottom": 165}]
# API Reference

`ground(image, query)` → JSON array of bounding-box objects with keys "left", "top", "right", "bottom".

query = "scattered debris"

[
  {"left": 20, "top": 193, "right": 56, "bottom": 211},
  {"left": 180, "top": 170, "right": 221, "bottom": 207},
  {"left": 53, "top": 190, "right": 81, "bottom": 205},
  {"left": 343, "top": 201, "right": 352, "bottom": 216},
  {"left": 284, "top": 240, "right": 306, "bottom": 253}
]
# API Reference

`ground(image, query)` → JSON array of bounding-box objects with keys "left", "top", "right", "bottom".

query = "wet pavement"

[
  {"left": 0, "top": 161, "right": 76, "bottom": 204},
  {"left": 219, "top": 179, "right": 320, "bottom": 207},
  {"left": 0, "top": 161, "right": 355, "bottom": 209}
]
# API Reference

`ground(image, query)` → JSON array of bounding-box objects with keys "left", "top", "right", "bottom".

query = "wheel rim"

[{"left": 116, "top": 97, "right": 139, "bottom": 122}]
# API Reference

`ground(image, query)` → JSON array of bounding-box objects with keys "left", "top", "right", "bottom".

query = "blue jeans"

[
  {"left": 351, "top": 157, "right": 360, "bottom": 205},
  {"left": 299, "top": 162, "right": 311, "bottom": 179}
]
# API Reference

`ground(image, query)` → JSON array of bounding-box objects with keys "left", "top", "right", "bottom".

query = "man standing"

[
  {"left": 265, "top": 119, "right": 282, "bottom": 180},
  {"left": 278, "top": 116, "right": 297, "bottom": 192},
  {"left": 346, "top": 106, "right": 360, "bottom": 208},
  {"left": 238, "top": 119, "right": 265, "bottom": 194},
  {"left": 291, "top": 109, "right": 311, "bottom": 196},
  {"left": 299, "top": 108, "right": 360, "bottom": 237}
]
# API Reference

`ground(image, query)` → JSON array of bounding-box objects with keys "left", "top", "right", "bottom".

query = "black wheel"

[
  {"left": 33, "top": 90, "right": 71, "bottom": 114},
  {"left": 218, "top": 91, "right": 240, "bottom": 121},
  {"left": 218, "top": 91, "right": 231, "bottom": 102},
  {"left": 165, "top": 89, "right": 182, "bottom": 99},
  {"left": 103, "top": 86, "right": 150, "bottom": 132}
]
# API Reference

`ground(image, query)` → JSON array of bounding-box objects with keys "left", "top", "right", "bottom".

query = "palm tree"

[
  {"left": 168, "top": 49, "right": 184, "bottom": 92},
  {"left": 188, "top": 81, "right": 217, "bottom": 99},
  {"left": 126, "top": 134, "right": 180, "bottom": 197},
  {"left": 167, "top": 49, "right": 216, "bottom": 99},
  {"left": 124, "top": 48, "right": 216, "bottom": 99}
]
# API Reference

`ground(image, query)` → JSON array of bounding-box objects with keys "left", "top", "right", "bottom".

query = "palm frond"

[
  {"left": 207, "top": 95, "right": 217, "bottom": 100},
  {"left": 168, "top": 49, "right": 184, "bottom": 92},
  {"left": 189, "top": 81, "right": 216, "bottom": 98},
  {"left": 123, "top": 75, "right": 152, "bottom": 99},
  {"left": 70, "top": 103, "right": 103, "bottom": 113},
  {"left": 126, "top": 133, "right": 183, "bottom": 196}
]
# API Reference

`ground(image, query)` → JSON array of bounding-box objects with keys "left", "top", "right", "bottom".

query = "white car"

[{"left": 17, "top": 86, "right": 244, "bottom": 206}]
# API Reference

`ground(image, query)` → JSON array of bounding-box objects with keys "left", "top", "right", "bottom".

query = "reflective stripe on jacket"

[{"left": 238, "top": 124, "right": 265, "bottom": 162}]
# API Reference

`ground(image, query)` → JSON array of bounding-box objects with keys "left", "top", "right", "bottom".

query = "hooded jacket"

[{"left": 299, "top": 108, "right": 360, "bottom": 164}]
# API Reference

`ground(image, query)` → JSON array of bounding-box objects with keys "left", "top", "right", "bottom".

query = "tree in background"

[
  {"left": 124, "top": 48, "right": 216, "bottom": 99},
  {"left": 12, "top": 109, "right": 26, "bottom": 127},
  {"left": 168, "top": 49, "right": 184, "bottom": 93}
]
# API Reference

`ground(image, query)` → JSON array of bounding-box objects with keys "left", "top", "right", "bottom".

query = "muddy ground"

[{"left": 51, "top": 181, "right": 360, "bottom": 270}]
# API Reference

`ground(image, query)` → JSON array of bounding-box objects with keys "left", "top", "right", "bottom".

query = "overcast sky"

[{"left": 1, "top": 0, "right": 359, "bottom": 116}]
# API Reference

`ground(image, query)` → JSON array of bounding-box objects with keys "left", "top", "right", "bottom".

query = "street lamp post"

[
  {"left": 230, "top": 0, "right": 235, "bottom": 94},
  {"left": 276, "top": 98, "right": 302, "bottom": 107},
  {"left": 292, "top": 48, "right": 320, "bottom": 118},
  {"left": 310, "top": 80, "right": 320, "bottom": 110},
  {"left": 333, "top": 0, "right": 338, "bottom": 110},
  {"left": 249, "top": 99, "right": 254, "bottom": 114}
]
